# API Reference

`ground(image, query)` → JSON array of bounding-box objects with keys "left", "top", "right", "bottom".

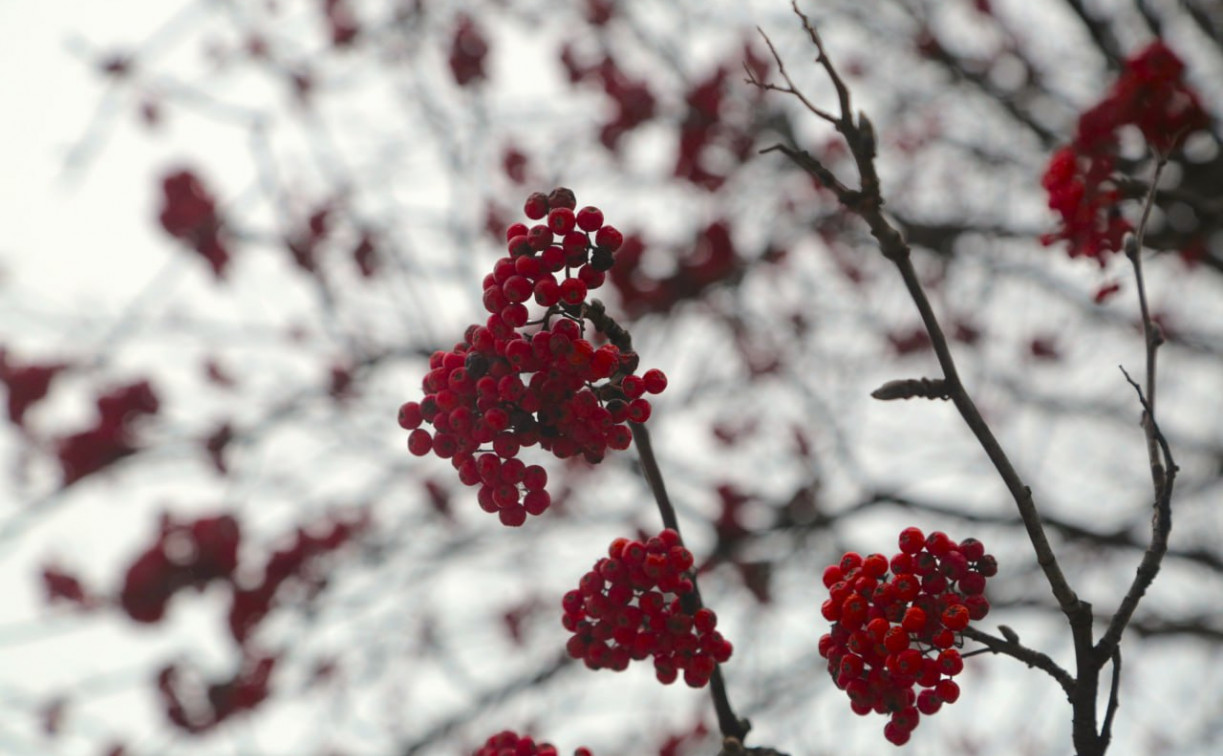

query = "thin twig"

[
  {"left": 1095, "top": 155, "right": 1179, "bottom": 665},
  {"left": 1099, "top": 648, "right": 1122, "bottom": 749},
  {"left": 1125, "top": 157, "right": 1168, "bottom": 493},
  {"left": 629, "top": 421, "right": 749, "bottom": 743},
  {"left": 746, "top": 24, "right": 838, "bottom": 125},
  {"left": 961, "top": 626, "right": 1075, "bottom": 695},
  {"left": 1099, "top": 368, "right": 1176, "bottom": 657}
]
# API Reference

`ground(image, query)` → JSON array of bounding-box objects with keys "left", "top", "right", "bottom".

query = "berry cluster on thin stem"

[
  {"left": 584, "top": 298, "right": 751, "bottom": 743},
  {"left": 751, "top": 3, "right": 1178, "bottom": 754}
]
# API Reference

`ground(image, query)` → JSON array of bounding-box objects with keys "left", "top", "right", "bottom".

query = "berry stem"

[{"left": 959, "top": 626, "right": 1073, "bottom": 694}]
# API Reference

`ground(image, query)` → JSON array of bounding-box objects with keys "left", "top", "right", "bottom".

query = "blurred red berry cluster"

[
  {"left": 449, "top": 13, "right": 488, "bottom": 87},
  {"left": 1077, "top": 41, "right": 1209, "bottom": 156},
  {"left": 157, "top": 653, "right": 276, "bottom": 734},
  {"left": 158, "top": 169, "right": 231, "bottom": 278},
  {"left": 56, "top": 380, "right": 159, "bottom": 486},
  {"left": 562, "top": 530, "right": 733, "bottom": 689},
  {"left": 559, "top": 48, "right": 657, "bottom": 151},
  {"left": 0, "top": 350, "right": 66, "bottom": 427},
  {"left": 818, "top": 528, "right": 995, "bottom": 746},
  {"left": 609, "top": 223, "right": 743, "bottom": 319},
  {"left": 120, "top": 513, "right": 240, "bottom": 623},
  {"left": 1041, "top": 41, "right": 1208, "bottom": 263},
  {"left": 399, "top": 189, "right": 666, "bottom": 526},
  {"left": 100, "top": 511, "right": 363, "bottom": 730}
]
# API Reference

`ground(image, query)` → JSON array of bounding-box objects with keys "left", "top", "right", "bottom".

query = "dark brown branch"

[
  {"left": 757, "top": 8, "right": 1107, "bottom": 752},
  {"left": 1099, "top": 649, "right": 1122, "bottom": 750},
  {"left": 1095, "top": 158, "right": 1179, "bottom": 666},
  {"left": 630, "top": 420, "right": 749, "bottom": 743},
  {"left": 1098, "top": 368, "right": 1176, "bottom": 658}
]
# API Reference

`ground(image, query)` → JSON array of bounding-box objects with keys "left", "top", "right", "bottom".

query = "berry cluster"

[
  {"left": 158, "top": 168, "right": 231, "bottom": 279},
  {"left": 818, "top": 528, "right": 995, "bottom": 746},
  {"left": 158, "top": 652, "right": 276, "bottom": 734},
  {"left": 120, "top": 513, "right": 240, "bottom": 623},
  {"left": 399, "top": 188, "right": 667, "bottom": 527},
  {"left": 1078, "top": 41, "right": 1208, "bottom": 156},
  {"left": 473, "top": 731, "right": 592, "bottom": 756},
  {"left": 562, "top": 529, "right": 733, "bottom": 688},
  {"left": 57, "top": 379, "right": 160, "bottom": 486},
  {"left": 1041, "top": 145, "right": 1131, "bottom": 265},
  {"left": 1042, "top": 41, "right": 1207, "bottom": 263}
]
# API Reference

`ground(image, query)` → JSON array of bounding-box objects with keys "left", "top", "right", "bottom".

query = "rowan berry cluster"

[
  {"left": 562, "top": 529, "right": 733, "bottom": 688},
  {"left": 473, "top": 730, "right": 592, "bottom": 756},
  {"left": 398, "top": 188, "right": 667, "bottom": 527},
  {"left": 818, "top": 528, "right": 995, "bottom": 746},
  {"left": 1041, "top": 41, "right": 1207, "bottom": 263}
]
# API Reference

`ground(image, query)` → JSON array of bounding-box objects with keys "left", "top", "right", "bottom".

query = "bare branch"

[{"left": 961, "top": 626, "right": 1075, "bottom": 695}]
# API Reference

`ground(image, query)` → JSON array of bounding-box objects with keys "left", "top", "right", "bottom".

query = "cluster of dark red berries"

[
  {"left": 562, "top": 529, "right": 733, "bottom": 688},
  {"left": 121, "top": 513, "right": 239, "bottom": 624},
  {"left": 1041, "top": 41, "right": 1207, "bottom": 263},
  {"left": 818, "top": 528, "right": 995, "bottom": 746},
  {"left": 57, "top": 379, "right": 160, "bottom": 486},
  {"left": 158, "top": 652, "right": 276, "bottom": 734},
  {"left": 158, "top": 168, "right": 231, "bottom": 279},
  {"left": 399, "top": 188, "right": 667, "bottom": 527},
  {"left": 473, "top": 731, "right": 591, "bottom": 756}
]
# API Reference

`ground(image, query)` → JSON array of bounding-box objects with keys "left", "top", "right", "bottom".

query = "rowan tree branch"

[{"left": 754, "top": 6, "right": 1108, "bottom": 752}]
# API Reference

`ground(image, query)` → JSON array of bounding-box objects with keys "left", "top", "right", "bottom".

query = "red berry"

[
  {"left": 505, "top": 222, "right": 529, "bottom": 242},
  {"left": 641, "top": 368, "right": 667, "bottom": 394},
  {"left": 901, "top": 606, "right": 926, "bottom": 633},
  {"left": 576, "top": 206, "right": 604, "bottom": 232},
  {"left": 524, "top": 192, "right": 549, "bottom": 219},
  {"left": 559, "top": 277, "right": 588, "bottom": 305},
  {"left": 547, "top": 207, "right": 576, "bottom": 234},
  {"left": 862, "top": 553, "right": 888, "bottom": 578},
  {"left": 925, "top": 531, "right": 954, "bottom": 557},
  {"left": 627, "top": 398, "right": 651, "bottom": 423},
  {"left": 547, "top": 187, "right": 576, "bottom": 210},
  {"left": 407, "top": 429, "right": 432, "bottom": 456},
  {"left": 958, "top": 571, "right": 986, "bottom": 595},
  {"left": 935, "top": 678, "right": 960, "bottom": 703},
  {"left": 917, "top": 689, "right": 943, "bottom": 715},
  {"left": 621, "top": 374, "right": 645, "bottom": 399},
  {"left": 964, "top": 593, "right": 991, "bottom": 620},
  {"left": 398, "top": 401, "right": 423, "bottom": 429},
  {"left": 594, "top": 225, "right": 623, "bottom": 252},
  {"left": 498, "top": 505, "right": 527, "bottom": 527},
  {"left": 839, "top": 552, "right": 863, "bottom": 573},
  {"left": 941, "top": 603, "right": 970, "bottom": 631},
  {"left": 897, "top": 526, "right": 925, "bottom": 554},
  {"left": 523, "top": 490, "right": 550, "bottom": 515},
  {"left": 959, "top": 537, "right": 986, "bottom": 561},
  {"left": 931, "top": 628, "right": 955, "bottom": 649},
  {"left": 883, "top": 625, "right": 909, "bottom": 653},
  {"left": 937, "top": 648, "right": 964, "bottom": 676},
  {"left": 883, "top": 721, "right": 911, "bottom": 745}
]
